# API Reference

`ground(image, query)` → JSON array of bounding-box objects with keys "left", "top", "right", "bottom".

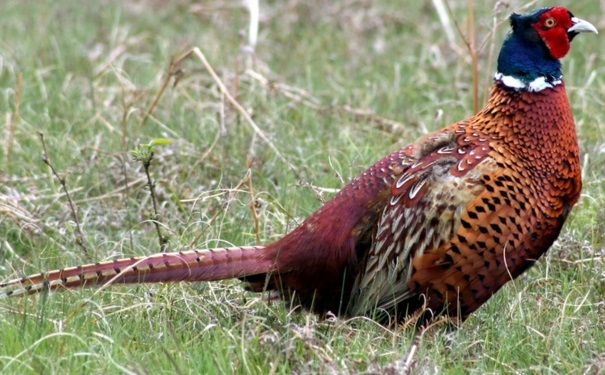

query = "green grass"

[{"left": 1, "top": 0, "right": 604, "bottom": 373}]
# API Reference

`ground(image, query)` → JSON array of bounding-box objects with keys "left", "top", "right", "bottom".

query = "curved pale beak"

[{"left": 569, "top": 17, "right": 598, "bottom": 34}]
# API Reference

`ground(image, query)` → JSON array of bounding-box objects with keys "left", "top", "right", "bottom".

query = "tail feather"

[{"left": 0, "top": 246, "right": 271, "bottom": 298}]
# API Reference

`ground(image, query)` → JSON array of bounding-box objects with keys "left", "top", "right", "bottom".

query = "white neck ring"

[{"left": 494, "top": 72, "right": 562, "bottom": 92}]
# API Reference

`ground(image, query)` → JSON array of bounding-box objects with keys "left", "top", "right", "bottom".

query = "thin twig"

[
  {"left": 38, "top": 132, "right": 91, "bottom": 259},
  {"left": 141, "top": 152, "right": 168, "bottom": 252},
  {"left": 245, "top": 156, "right": 261, "bottom": 244}
]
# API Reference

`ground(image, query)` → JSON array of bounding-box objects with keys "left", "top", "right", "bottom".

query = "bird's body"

[{"left": 0, "top": 7, "right": 597, "bottom": 324}]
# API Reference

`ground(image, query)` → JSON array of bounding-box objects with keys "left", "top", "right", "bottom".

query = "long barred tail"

[{"left": 0, "top": 246, "right": 271, "bottom": 298}]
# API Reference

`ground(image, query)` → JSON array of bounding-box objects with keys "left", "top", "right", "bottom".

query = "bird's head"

[
  {"left": 496, "top": 7, "right": 597, "bottom": 90},
  {"left": 510, "top": 7, "right": 598, "bottom": 59}
]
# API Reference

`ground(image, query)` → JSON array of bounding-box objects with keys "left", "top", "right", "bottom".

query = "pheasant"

[{"left": 0, "top": 7, "right": 597, "bottom": 324}]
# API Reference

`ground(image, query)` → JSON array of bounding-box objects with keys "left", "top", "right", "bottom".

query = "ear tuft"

[{"left": 510, "top": 13, "right": 521, "bottom": 30}]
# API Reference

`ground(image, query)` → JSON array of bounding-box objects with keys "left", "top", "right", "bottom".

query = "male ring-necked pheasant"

[{"left": 0, "top": 7, "right": 598, "bottom": 323}]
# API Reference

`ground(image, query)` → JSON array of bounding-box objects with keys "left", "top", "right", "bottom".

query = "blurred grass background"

[{"left": 0, "top": 0, "right": 603, "bottom": 373}]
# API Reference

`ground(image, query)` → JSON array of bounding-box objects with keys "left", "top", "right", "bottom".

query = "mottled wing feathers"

[{"left": 349, "top": 123, "right": 495, "bottom": 317}]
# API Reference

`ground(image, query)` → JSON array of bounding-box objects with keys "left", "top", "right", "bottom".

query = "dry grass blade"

[
  {"left": 431, "top": 0, "right": 456, "bottom": 47},
  {"left": 0, "top": 193, "right": 38, "bottom": 232},
  {"left": 186, "top": 47, "right": 301, "bottom": 177},
  {"left": 137, "top": 59, "right": 183, "bottom": 131},
  {"left": 245, "top": 69, "right": 420, "bottom": 135},
  {"left": 4, "top": 73, "right": 21, "bottom": 166}
]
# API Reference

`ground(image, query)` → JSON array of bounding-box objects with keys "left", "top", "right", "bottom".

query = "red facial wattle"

[{"left": 533, "top": 7, "right": 573, "bottom": 59}]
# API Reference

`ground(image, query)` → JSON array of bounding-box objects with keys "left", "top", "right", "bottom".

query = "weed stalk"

[{"left": 38, "top": 132, "right": 91, "bottom": 259}]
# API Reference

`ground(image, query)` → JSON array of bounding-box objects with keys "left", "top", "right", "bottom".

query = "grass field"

[{"left": 0, "top": 0, "right": 604, "bottom": 373}]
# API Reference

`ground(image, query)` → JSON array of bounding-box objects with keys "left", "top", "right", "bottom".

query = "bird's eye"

[{"left": 544, "top": 18, "right": 556, "bottom": 28}]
